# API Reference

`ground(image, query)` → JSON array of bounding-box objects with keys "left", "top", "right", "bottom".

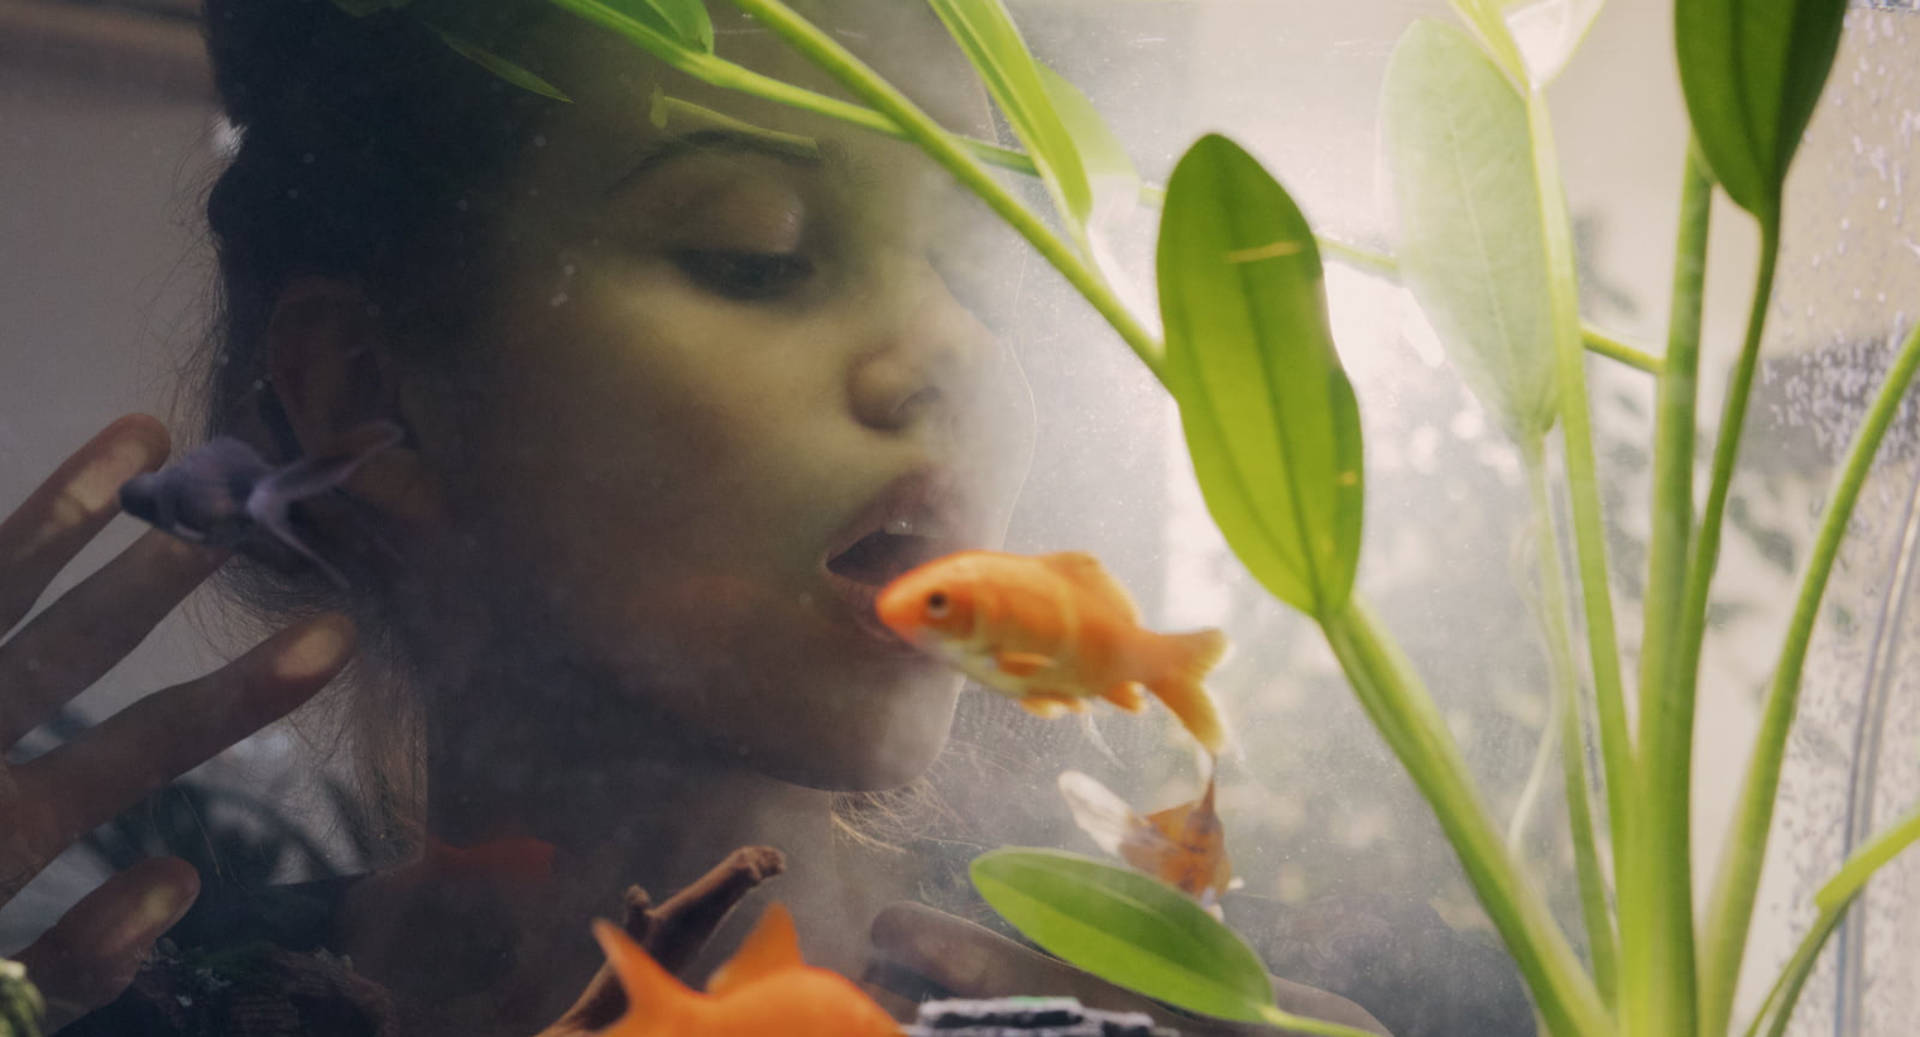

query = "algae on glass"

[{"left": 334, "top": 0, "right": 1920, "bottom": 1033}]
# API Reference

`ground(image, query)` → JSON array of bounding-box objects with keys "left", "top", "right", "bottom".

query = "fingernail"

[
  {"left": 273, "top": 615, "right": 354, "bottom": 681},
  {"left": 102, "top": 881, "right": 195, "bottom": 956},
  {"left": 77, "top": 434, "right": 162, "bottom": 515}
]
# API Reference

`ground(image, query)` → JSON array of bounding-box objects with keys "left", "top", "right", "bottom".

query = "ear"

[{"left": 266, "top": 276, "right": 443, "bottom": 527}]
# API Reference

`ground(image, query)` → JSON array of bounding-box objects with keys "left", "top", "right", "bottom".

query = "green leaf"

[
  {"left": 1501, "top": 0, "right": 1603, "bottom": 84},
  {"left": 970, "top": 849, "right": 1275, "bottom": 1024},
  {"left": 549, "top": 0, "right": 714, "bottom": 55},
  {"left": 1037, "top": 65, "right": 1142, "bottom": 302},
  {"left": 1383, "top": 19, "right": 1558, "bottom": 441},
  {"left": 1036, "top": 65, "right": 1137, "bottom": 227},
  {"left": 1157, "top": 134, "right": 1363, "bottom": 619},
  {"left": 600, "top": 0, "right": 714, "bottom": 52},
  {"left": 1447, "top": 0, "right": 1530, "bottom": 85},
  {"left": 1675, "top": 0, "right": 1847, "bottom": 221},
  {"left": 0, "top": 961, "right": 43, "bottom": 1037},
  {"left": 431, "top": 28, "right": 574, "bottom": 101},
  {"left": 925, "top": 0, "right": 1094, "bottom": 235}
]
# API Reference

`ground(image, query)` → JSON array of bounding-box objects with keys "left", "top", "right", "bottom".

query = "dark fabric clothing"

[{"left": 63, "top": 878, "right": 391, "bottom": 1037}]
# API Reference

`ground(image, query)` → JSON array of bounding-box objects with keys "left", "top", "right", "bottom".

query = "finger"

[
  {"left": 16, "top": 614, "right": 353, "bottom": 849},
  {"left": 0, "top": 532, "right": 228, "bottom": 746},
  {"left": 14, "top": 856, "right": 199, "bottom": 1030},
  {"left": 855, "top": 979, "right": 920, "bottom": 1023},
  {"left": 0, "top": 416, "right": 171, "bottom": 637}
]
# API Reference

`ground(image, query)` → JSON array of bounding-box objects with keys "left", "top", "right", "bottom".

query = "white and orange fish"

[
  {"left": 590, "top": 902, "right": 900, "bottom": 1036},
  {"left": 875, "top": 550, "right": 1229, "bottom": 753},
  {"left": 1058, "top": 769, "right": 1240, "bottom": 913}
]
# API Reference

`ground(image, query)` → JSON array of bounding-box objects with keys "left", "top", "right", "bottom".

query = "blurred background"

[{"left": 4, "top": 0, "right": 1920, "bottom": 1033}]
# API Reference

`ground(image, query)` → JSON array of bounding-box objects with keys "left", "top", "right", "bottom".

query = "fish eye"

[{"left": 926, "top": 590, "right": 949, "bottom": 617}]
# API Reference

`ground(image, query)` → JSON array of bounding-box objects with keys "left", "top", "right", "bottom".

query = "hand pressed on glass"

[{"left": 0, "top": 415, "right": 354, "bottom": 1029}]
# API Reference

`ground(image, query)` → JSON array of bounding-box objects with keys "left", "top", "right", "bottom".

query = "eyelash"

[{"left": 673, "top": 250, "right": 816, "bottom": 302}]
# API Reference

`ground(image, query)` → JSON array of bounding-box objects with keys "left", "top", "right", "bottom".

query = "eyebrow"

[{"left": 606, "top": 128, "right": 825, "bottom": 198}]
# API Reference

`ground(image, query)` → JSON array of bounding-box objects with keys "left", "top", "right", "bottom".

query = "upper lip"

[{"left": 821, "top": 468, "right": 985, "bottom": 575}]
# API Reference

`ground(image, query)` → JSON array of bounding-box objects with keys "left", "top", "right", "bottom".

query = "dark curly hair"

[
  {"left": 201, "top": 0, "right": 556, "bottom": 453},
  {"left": 195, "top": 0, "right": 565, "bottom": 845}
]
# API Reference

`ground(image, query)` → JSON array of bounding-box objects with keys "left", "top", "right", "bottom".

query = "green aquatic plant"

[
  {"left": 414, "top": 0, "right": 1920, "bottom": 1032},
  {"left": 0, "top": 960, "right": 44, "bottom": 1037}
]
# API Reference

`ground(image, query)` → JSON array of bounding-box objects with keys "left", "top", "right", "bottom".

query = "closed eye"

[{"left": 673, "top": 250, "right": 815, "bottom": 301}]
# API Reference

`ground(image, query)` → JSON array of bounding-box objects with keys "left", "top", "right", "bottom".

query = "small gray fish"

[{"left": 119, "top": 422, "right": 403, "bottom": 588}]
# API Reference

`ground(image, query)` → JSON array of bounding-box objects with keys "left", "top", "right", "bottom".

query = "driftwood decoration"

[{"left": 533, "top": 845, "right": 787, "bottom": 1037}]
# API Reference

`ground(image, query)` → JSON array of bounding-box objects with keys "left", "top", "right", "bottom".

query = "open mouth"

[
  {"left": 821, "top": 471, "right": 981, "bottom": 650},
  {"left": 825, "top": 528, "right": 950, "bottom": 587},
  {"left": 824, "top": 529, "right": 951, "bottom": 648}
]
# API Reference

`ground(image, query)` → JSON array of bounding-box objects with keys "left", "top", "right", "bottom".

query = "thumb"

[{"left": 16, "top": 857, "right": 199, "bottom": 1030}]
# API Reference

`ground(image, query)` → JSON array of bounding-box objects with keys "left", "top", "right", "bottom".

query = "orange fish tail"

[{"left": 1142, "top": 628, "right": 1229, "bottom": 754}]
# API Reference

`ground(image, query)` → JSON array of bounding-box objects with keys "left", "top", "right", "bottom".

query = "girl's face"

[{"left": 413, "top": 8, "right": 1033, "bottom": 790}]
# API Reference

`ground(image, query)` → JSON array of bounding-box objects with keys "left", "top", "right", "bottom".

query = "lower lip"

[{"left": 821, "top": 569, "right": 924, "bottom": 657}]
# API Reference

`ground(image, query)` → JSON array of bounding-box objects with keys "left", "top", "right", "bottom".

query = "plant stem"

[
  {"left": 1524, "top": 89, "right": 1634, "bottom": 946},
  {"left": 1819, "top": 802, "right": 1920, "bottom": 912},
  {"left": 1743, "top": 804, "right": 1920, "bottom": 1037},
  {"left": 1637, "top": 145, "right": 1712, "bottom": 735},
  {"left": 714, "top": 0, "right": 1164, "bottom": 382},
  {"left": 1619, "top": 144, "right": 1712, "bottom": 1035},
  {"left": 1581, "top": 329, "right": 1663, "bottom": 375},
  {"left": 1670, "top": 218, "right": 1780, "bottom": 1037},
  {"left": 1699, "top": 315, "right": 1920, "bottom": 1035},
  {"left": 547, "top": 0, "right": 1039, "bottom": 173},
  {"left": 1504, "top": 665, "right": 1562, "bottom": 852},
  {"left": 1522, "top": 437, "right": 1620, "bottom": 1006},
  {"left": 1315, "top": 237, "right": 1400, "bottom": 279},
  {"left": 1321, "top": 597, "right": 1610, "bottom": 1037},
  {"left": 1313, "top": 241, "right": 1661, "bottom": 376},
  {"left": 1742, "top": 897, "right": 1847, "bottom": 1037}
]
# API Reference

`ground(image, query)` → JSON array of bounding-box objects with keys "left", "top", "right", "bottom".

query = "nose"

[{"left": 846, "top": 257, "right": 995, "bottom": 436}]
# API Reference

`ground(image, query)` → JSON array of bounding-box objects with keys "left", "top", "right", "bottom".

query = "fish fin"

[
  {"left": 1147, "top": 680, "right": 1227, "bottom": 756},
  {"left": 1017, "top": 693, "right": 1076, "bottom": 718},
  {"left": 706, "top": 902, "right": 805, "bottom": 996},
  {"left": 1039, "top": 551, "right": 1138, "bottom": 622},
  {"left": 1164, "top": 628, "right": 1229, "bottom": 674},
  {"left": 1057, "top": 770, "right": 1140, "bottom": 856},
  {"left": 250, "top": 505, "right": 351, "bottom": 589},
  {"left": 1101, "top": 681, "right": 1148, "bottom": 713},
  {"left": 1077, "top": 711, "right": 1124, "bottom": 766},
  {"left": 592, "top": 919, "right": 691, "bottom": 1021},
  {"left": 243, "top": 423, "right": 403, "bottom": 590},
  {"left": 1144, "top": 629, "right": 1230, "bottom": 754},
  {"left": 995, "top": 650, "right": 1058, "bottom": 677},
  {"left": 248, "top": 421, "right": 403, "bottom": 507}
]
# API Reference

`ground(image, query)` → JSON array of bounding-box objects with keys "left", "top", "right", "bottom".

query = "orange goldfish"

[
  {"left": 1058, "top": 769, "right": 1239, "bottom": 911},
  {"left": 875, "top": 550, "right": 1229, "bottom": 753},
  {"left": 591, "top": 902, "right": 901, "bottom": 1036}
]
